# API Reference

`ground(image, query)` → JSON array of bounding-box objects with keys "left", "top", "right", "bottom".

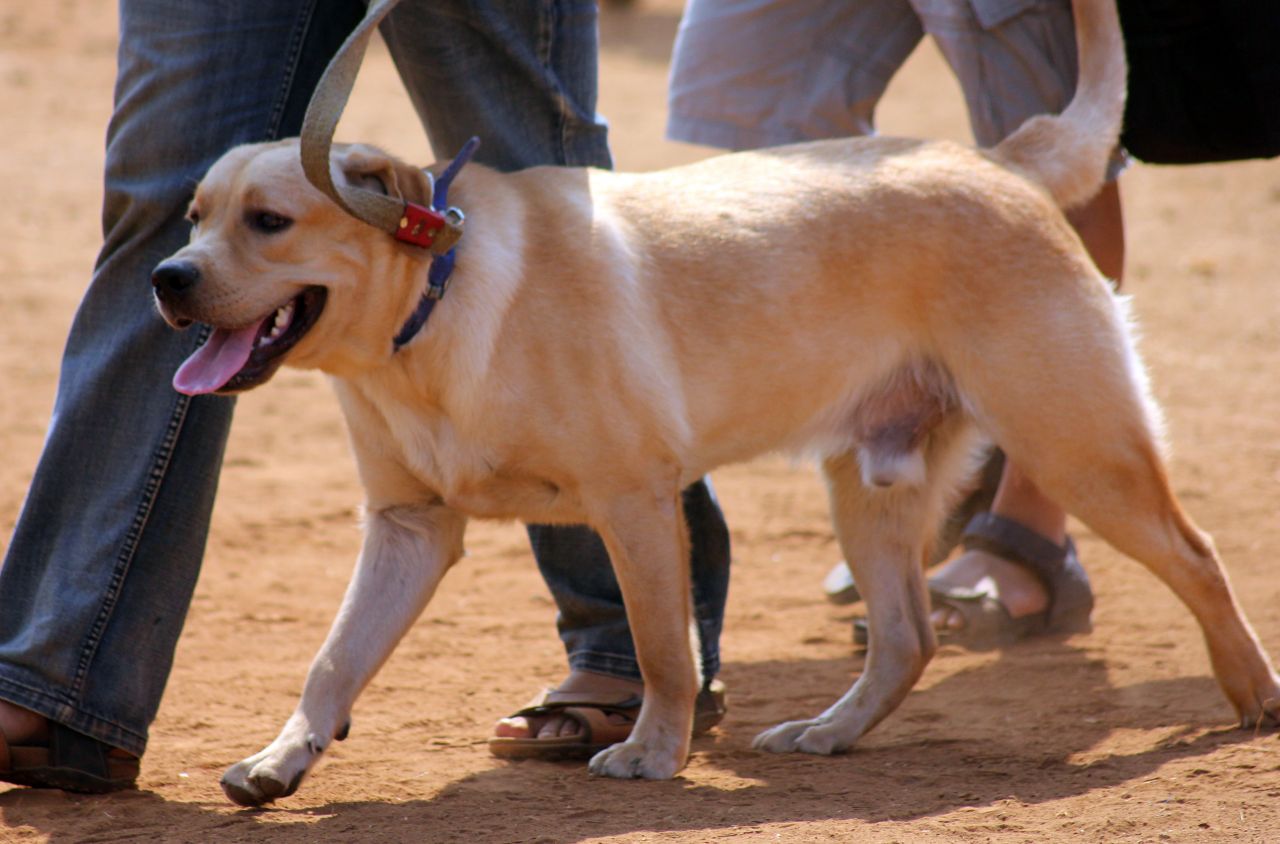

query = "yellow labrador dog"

[{"left": 153, "top": 0, "right": 1278, "bottom": 807}]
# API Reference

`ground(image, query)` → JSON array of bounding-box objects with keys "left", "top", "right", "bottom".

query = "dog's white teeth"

[
  {"left": 274, "top": 303, "right": 294, "bottom": 333},
  {"left": 255, "top": 302, "right": 295, "bottom": 350},
  {"left": 267, "top": 303, "right": 294, "bottom": 343}
]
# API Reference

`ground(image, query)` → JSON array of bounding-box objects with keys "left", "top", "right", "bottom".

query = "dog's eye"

[{"left": 247, "top": 211, "right": 293, "bottom": 234}]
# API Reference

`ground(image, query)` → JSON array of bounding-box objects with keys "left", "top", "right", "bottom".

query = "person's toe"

[
  {"left": 493, "top": 712, "right": 585, "bottom": 740},
  {"left": 538, "top": 715, "right": 582, "bottom": 740},
  {"left": 493, "top": 715, "right": 533, "bottom": 739}
]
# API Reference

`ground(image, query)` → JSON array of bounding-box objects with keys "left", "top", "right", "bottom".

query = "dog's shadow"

[{"left": 0, "top": 642, "right": 1256, "bottom": 843}]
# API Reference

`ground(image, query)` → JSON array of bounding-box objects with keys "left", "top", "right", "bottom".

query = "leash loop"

[
  {"left": 298, "top": 1, "right": 482, "bottom": 350},
  {"left": 300, "top": 0, "right": 424, "bottom": 239}
]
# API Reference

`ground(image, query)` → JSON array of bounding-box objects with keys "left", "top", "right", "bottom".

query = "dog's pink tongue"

[{"left": 172, "top": 324, "right": 260, "bottom": 395}]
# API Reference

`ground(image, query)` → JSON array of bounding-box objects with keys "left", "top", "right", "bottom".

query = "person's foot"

[
  {"left": 489, "top": 671, "right": 728, "bottom": 761},
  {"left": 493, "top": 669, "right": 643, "bottom": 741},
  {"left": 928, "top": 544, "right": 1052, "bottom": 631},
  {"left": 829, "top": 536, "right": 1057, "bottom": 628},
  {"left": 931, "top": 461, "right": 1066, "bottom": 632},
  {"left": 0, "top": 700, "right": 139, "bottom": 793}
]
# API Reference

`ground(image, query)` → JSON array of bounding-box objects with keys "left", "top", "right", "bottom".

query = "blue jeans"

[{"left": 0, "top": 0, "right": 729, "bottom": 758}]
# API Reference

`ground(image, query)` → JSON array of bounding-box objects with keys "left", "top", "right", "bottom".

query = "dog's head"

[{"left": 153, "top": 139, "right": 434, "bottom": 395}]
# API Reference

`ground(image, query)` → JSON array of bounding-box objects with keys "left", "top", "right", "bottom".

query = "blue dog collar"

[{"left": 392, "top": 136, "right": 480, "bottom": 352}]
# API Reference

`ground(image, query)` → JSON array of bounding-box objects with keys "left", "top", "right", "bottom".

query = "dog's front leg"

[
  {"left": 585, "top": 487, "right": 700, "bottom": 779},
  {"left": 221, "top": 502, "right": 466, "bottom": 807}
]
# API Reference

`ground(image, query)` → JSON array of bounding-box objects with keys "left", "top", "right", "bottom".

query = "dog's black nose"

[{"left": 151, "top": 261, "right": 201, "bottom": 296}]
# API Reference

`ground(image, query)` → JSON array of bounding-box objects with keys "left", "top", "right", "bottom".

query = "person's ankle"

[
  {"left": 988, "top": 470, "right": 1067, "bottom": 546},
  {"left": 558, "top": 669, "right": 644, "bottom": 696}
]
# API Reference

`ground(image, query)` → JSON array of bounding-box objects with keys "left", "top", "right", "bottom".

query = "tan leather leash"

[
  {"left": 298, "top": 0, "right": 481, "bottom": 350},
  {"left": 298, "top": 0, "right": 464, "bottom": 254}
]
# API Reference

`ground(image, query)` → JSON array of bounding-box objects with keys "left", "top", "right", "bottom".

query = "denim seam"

[
  {"left": 266, "top": 0, "right": 321, "bottom": 142},
  {"left": 537, "top": 0, "right": 567, "bottom": 164},
  {"left": 71, "top": 380, "right": 198, "bottom": 699}
]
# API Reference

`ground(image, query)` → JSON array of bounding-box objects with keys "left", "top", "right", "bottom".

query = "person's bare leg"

[
  {"left": 933, "top": 181, "right": 1124, "bottom": 628},
  {"left": 1067, "top": 180, "right": 1125, "bottom": 283},
  {"left": 493, "top": 670, "right": 645, "bottom": 740}
]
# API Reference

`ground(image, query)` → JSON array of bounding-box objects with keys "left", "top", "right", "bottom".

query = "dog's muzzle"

[{"left": 152, "top": 260, "right": 201, "bottom": 327}]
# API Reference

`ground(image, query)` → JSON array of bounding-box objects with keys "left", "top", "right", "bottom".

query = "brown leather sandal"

[
  {"left": 0, "top": 720, "right": 139, "bottom": 793},
  {"left": 488, "top": 679, "right": 727, "bottom": 761}
]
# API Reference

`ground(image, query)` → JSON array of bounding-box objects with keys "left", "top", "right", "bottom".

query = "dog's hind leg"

[
  {"left": 1001, "top": 410, "right": 1280, "bottom": 727},
  {"left": 957, "top": 290, "right": 1280, "bottom": 728},
  {"left": 220, "top": 502, "right": 467, "bottom": 806},
  {"left": 585, "top": 482, "right": 701, "bottom": 779},
  {"left": 756, "top": 415, "right": 981, "bottom": 754}
]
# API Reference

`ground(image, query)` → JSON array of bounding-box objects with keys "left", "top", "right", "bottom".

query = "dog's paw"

[
  {"left": 221, "top": 763, "right": 300, "bottom": 808},
  {"left": 1239, "top": 676, "right": 1280, "bottom": 729},
  {"left": 587, "top": 740, "right": 682, "bottom": 780},
  {"left": 1220, "top": 666, "right": 1280, "bottom": 730},
  {"left": 221, "top": 737, "right": 322, "bottom": 807},
  {"left": 753, "top": 719, "right": 850, "bottom": 755}
]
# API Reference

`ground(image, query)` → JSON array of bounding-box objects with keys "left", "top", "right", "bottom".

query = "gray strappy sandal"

[{"left": 854, "top": 512, "right": 1094, "bottom": 649}]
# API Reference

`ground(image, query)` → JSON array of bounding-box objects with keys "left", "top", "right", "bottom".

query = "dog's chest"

[
  {"left": 354, "top": 387, "right": 586, "bottom": 523},
  {"left": 410, "top": 447, "right": 584, "bottom": 523}
]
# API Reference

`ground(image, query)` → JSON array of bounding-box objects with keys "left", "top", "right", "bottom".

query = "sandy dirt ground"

[{"left": 2, "top": 2, "right": 1279, "bottom": 842}]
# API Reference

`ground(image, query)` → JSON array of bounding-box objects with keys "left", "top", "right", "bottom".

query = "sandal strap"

[
  {"left": 510, "top": 687, "right": 643, "bottom": 720},
  {"left": 48, "top": 722, "right": 113, "bottom": 779},
  {"left": 961, "top": 513, "right": 1069, "bottom": 593},
  {"left": 555, "top": 705, "right": 637, "bottom": 747},
  {"left": 0, "top": 725, "right": 10, "bottom": 772},
  {"left": 505, "top": 682, "right": 725, "bottom": 739},
  {"left": 961, "top": 512, "right": 1093, "bottom": 633}
]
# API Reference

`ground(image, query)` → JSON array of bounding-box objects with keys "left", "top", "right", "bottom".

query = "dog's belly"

[{"left": 680, "top": 350, "right": 960, "bottom": 476}]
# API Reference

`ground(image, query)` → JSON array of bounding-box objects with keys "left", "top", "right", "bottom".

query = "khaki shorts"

[{"left": 667, "top": 0, "right": 1081, "bottom": 150}]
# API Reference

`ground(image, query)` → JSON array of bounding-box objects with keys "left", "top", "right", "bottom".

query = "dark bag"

[{"left": 1118, "top": 0, "right": 1280, "bottom": 164}]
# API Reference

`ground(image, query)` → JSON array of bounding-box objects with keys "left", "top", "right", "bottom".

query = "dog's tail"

[{"left": 990, "top": 0, "right": 1126, "bottom": 210}]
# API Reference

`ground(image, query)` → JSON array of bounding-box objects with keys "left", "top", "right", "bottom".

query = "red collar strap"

[{"left": 397, "top": 200, "right": 463, "bottom": 253}]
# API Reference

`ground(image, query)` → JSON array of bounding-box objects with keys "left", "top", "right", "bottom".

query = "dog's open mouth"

[{"left": 173, "top": 287, "right": 327, "bottom": 396}]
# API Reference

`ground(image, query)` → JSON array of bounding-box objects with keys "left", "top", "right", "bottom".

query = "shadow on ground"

[{"left": 1, "top": 643, "right": 1256, "bottom": 843}]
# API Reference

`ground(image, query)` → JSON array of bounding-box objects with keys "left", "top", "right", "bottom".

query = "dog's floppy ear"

[{"left": 336, "top": 144, "right": 433, "bottom": 209}]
